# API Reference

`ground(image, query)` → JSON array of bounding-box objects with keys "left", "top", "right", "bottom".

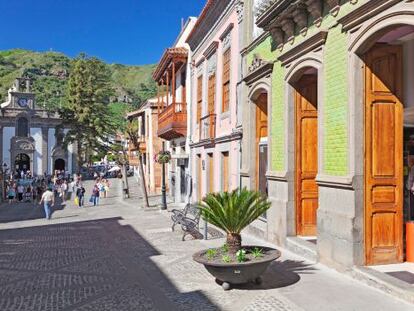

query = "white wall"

[
  {"left": 30, "top": 127, "right": 42, "bottom": 175},
  {"left": 47, "top": 128, "right": 55, "bottom": 174},
  {"left": 3, "top": 127, "right": 14, "bottom": 168}
]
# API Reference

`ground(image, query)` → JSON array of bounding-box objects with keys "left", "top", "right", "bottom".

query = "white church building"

[{"left": 0, "top": 78, "right": 77, "bottom": 176}]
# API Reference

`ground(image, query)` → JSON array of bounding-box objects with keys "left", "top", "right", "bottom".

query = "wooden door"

[
  {"left": 208, "top": 153, "right": 214, "bottom": 193},
  {"left": 197, "top": 155, "right": 202, "bottom": 200},
  {"left": 295, "top": 74, "right": 318, "bottom": 236},
  {"left": 222, "top": 152, "right": 229, "bottom": 192},
  {"left": 364, "top": 44, "right": 403, "bottom": 265},
  {"left": 255, "top": 93, "right": 268, "bottom": 191}
]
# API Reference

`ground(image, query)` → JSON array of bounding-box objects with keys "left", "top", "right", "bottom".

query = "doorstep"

[
  {"left": 350, "top": 263, "right": 414, "bottom": 304},
  {"left": 285, "top": 236, "right": 318, "bottom": 262}
]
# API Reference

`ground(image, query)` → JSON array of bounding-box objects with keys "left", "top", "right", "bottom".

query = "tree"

[{"left": 61, "top": 53, "right": 115, "bottom": 168}]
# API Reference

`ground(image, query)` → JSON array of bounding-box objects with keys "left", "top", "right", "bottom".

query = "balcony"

[
  {"left": 157, "top": 102, "right": 187, "bottom": 140},
  {"left": 199, "top": 113, "right": 216, "bottom": 141}
]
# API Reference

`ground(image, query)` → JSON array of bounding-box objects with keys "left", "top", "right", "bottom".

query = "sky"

[{"left": 0, "top": 0, "right": 205, "bottom": 65}]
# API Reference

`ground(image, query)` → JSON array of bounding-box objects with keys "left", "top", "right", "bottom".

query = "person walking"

[
  {"left": 67, "top": 179, "right": 75, "bottom": 201},
  {"left": 103, "top": 179, "right": 109, "bottom": 198},
  {"left": 61, "top": 180, "right": 68, "bottom": 202},
  {"left": 76, "top": 184, "right": 85, "bottom": 207},
  {"left": 39, "top": 186, "right": 54, "bottom": 220},
  {"left": 17, "top": 184, "right": 24, "bottom": 202},
  {"left": 91, "top": 183, "right": 100, "bottom": 206},
  {"left": 7, "top": 185, "right": 15, "bottom": 204}
]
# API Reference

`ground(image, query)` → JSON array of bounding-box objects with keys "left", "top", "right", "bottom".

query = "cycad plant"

[{"left": 198, "top": 188, "right": 271, "bottom": 255}]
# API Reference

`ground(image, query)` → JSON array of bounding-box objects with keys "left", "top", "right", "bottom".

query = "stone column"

[{"left": 41, "top": 127, "right": 48, "bottom": 175}]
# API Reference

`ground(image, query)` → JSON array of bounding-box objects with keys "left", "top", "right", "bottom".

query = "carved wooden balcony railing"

[
  {"left": 199, "top": 113, "right": 216, "bottom": 141},
  {"left": 157, "top": 102, "right": 187, "bottom": 140}
]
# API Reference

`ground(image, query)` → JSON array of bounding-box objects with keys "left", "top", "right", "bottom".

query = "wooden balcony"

[
  {"left": 158, "top": 102, "right": 187, "bottom": 140},
  {"left": 199, "top": 113, "right": 216, "bottom": 141}
]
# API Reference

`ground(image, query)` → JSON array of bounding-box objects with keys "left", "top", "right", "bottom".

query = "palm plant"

[{"left": 198, "top": 188, "right": 271, "bottom": 255}]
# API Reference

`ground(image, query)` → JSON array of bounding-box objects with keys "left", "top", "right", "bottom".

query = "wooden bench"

[{"left": 171, "top": 204, "right": 201, "bottom": 241}]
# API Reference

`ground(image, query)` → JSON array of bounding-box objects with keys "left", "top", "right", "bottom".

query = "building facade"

[
  {"left": 0, "top": 78, "right": 77, "bottom": 177},
  {"left": 187, "top": 0, "right": 243, "bottom": 201},
  {"left": 238, "top": 0, "right": 414, "bottom": 268},
  {"left": 153, "top": 18, "right": 197, "bottom": 203},
  {"left": 126, "top": 98, "right": 163, "bottom": 194}
]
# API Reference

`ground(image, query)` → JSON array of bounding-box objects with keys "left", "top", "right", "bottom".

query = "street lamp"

[{"left": 161, "top": 141, "right": 167, "bottom": 210}]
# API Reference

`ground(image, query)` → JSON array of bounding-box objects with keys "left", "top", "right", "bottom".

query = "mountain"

[{"left": 0, "top": 49, "right": 157, "bottom": 112}]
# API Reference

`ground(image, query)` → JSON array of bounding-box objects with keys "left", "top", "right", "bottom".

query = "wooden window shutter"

[
  {"left": 208, "top": 74, "right": 216, "bottom": 114},
  {"left": 222, "top": 48, "right": 231, "bottom": 113},
  {"left": 197, "top": 75, "right": 203, "bottom": 123}
]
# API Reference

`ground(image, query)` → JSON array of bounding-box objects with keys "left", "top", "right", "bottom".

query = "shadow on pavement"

[
  {"left": 229, "top": 259, "right": 317, "bottom": 291},
  {"left": 0, "top": 198, "right": 66, "bottom": 223},
  {"left": 0, "top": 217, "right": 219, "bottom": 311}
]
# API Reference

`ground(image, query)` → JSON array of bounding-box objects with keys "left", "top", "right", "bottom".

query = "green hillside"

[{"left": 0, "top": 49, "right": 157, "bottom": 111}]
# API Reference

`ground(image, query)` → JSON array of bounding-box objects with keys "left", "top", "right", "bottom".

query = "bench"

[{"left": 171, "top": 204, "right": 201, "bottom": 241}]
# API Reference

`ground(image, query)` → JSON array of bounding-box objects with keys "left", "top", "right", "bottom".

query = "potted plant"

[
  {"left": 193, "top": 188, "right": 281, "bottom": 290},
  {"left": 154, "top": 150, "right": 171, "bottom": 164}
]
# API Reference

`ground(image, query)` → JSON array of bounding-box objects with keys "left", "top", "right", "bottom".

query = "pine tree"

[{"left": 61, "top": 53, "right": 115, "bottom": 168}]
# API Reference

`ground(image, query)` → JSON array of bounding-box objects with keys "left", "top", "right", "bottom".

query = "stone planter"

[{"left": 193, "top": 246, "right": 281, "bottom": 290}]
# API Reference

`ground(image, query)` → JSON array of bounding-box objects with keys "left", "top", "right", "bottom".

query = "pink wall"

[{"left": 190, "top": 9, "right": 240, "bottom": 199}]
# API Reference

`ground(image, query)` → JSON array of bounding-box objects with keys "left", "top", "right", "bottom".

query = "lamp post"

[{"left": 161, "top": 141, "right": 167, "bottom": 210}]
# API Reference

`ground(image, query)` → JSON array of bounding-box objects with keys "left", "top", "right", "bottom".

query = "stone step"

[
  {"left": 349, "top": 266, "right": 414, "bottom": 304},
  {"left": 285, "top": 237, "right": 318, "bottom": 263}
]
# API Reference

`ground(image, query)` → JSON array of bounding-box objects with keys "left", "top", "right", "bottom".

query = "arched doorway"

[
  {"left": 291, "top": 67, "right": 318, "bottom": 237},
  {"left": 54, "top": 158, "right": 65, "bottom": 171},
  {"left": 15, "top": 153, "right": 30, "bottom": 174},
  {"left": 354, "top": 24, "right": 414, "bottom": 265}
]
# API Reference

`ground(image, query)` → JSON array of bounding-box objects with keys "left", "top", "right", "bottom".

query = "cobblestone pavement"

[{"left": 0, "top": 180, "right": 412, "bottom": 311}]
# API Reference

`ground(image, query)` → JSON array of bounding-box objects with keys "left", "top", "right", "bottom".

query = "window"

[
  {"left": 208, "top": 74, "right": 216, "bottom": 115},
  {"left": 17, "top": 117, "right": 29, "bottom": 137},
  {"left": 222, "top": 48, "right": 231, "bottom": 113},
  {"left": 197, "top": 75, "right": 203, "bottom": 123},
  {"left": 222, "top": 152, "right": 229, "bottom": 192}
]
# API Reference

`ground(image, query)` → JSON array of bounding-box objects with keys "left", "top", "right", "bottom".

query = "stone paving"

[{"left": 0, "top": 180, "right": 413, "bottom": 311}]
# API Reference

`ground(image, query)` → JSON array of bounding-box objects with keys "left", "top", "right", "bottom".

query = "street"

[{"left": 0, "top": 180, "right": 412, "bottom": 311}]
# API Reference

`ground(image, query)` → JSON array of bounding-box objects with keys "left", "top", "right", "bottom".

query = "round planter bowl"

[{"left": 193, "top": 246, "right": 281, "bottom": 290}]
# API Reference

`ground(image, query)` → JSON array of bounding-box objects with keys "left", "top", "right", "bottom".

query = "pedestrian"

[
  {"left": 90, "top": 183, "right": 100, "bottom": 206},
  {"left": 7, "top": 185, "right": 15, "bottom": 204},
  {"left": 39, "top": 186, "right": 55, "bottom": 220},
  {"left": 61, "top": 180, "right": 68, "bottom": 202},
  {"left": 17, "top": 184, "right": 24, "bottom": 202},
  {"left": 76, "top": 184, "right": 85, "bottom": 207},
  {"left": 67, "top": 179, "right": 75, "bottom": 201},
  {"left": 24, "top": 186, "right": 32, "bottom": 202},
  {"left": 103, "top": 179, "right": 109, "bottom": 198}
]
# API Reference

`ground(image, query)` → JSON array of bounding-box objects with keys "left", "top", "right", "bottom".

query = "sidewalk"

[
  {"left": 0, "top": 181, "right": 412, "bottom": 310},
  {"left": 114, "top": 208, "right": 413, "bottom": 310}
]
